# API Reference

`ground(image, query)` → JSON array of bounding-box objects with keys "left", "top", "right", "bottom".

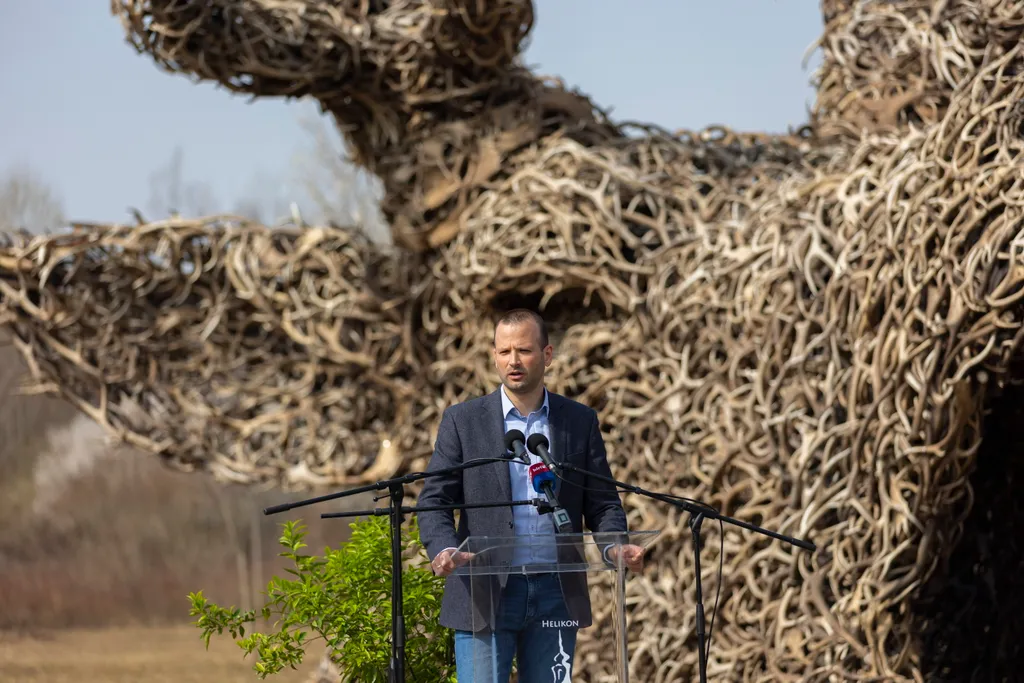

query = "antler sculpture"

[{"left": 2, "top": 0, "right": 1023, "bottom": 679}]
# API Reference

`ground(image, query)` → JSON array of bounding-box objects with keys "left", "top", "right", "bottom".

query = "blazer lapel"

[
  {"left": 547, "top": 392, "right": 569, "bottom": 495},
  {"left": 487, "top": 388, "right": 513, "bottom": 502}
]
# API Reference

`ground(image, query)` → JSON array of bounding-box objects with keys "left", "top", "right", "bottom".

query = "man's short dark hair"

[{"left": 494, "top": 308, "right": 549, "bottom": 347}]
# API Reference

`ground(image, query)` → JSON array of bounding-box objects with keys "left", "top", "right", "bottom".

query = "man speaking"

[{"left": 417, "top": 309, "right": 645, "bottom": 682}]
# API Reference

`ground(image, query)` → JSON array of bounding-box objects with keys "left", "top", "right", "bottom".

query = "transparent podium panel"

[{"left": 452, "top": 531, "right": 659, "bottom": 683}]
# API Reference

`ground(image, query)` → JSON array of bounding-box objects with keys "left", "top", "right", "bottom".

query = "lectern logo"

[
  {"left": 541, "top": 620, "right": 579, "bottom": 628},
  {"left": 550, "top": 629, "right": 572, "bottom": 682}
]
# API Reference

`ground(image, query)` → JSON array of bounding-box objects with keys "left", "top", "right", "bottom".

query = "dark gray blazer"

[{"left": 417, "top": 387, "right": 628, "bottom": 632}]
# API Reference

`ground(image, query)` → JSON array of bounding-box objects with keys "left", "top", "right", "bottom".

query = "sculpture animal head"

[{"left": 114, "top": 0, "right": 620, "bottom": 250}]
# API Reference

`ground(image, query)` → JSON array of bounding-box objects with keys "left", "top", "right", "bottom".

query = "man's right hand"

[{"left": 430, "top": 548, "right": 475, "bottom": 577}]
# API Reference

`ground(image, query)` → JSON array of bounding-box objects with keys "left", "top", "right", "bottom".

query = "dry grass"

[
  {"left": 0, "top": 432, "right": 375, "bottom": 631},
  {"left": 0, "top": 624, "right": 325, "bottom": 683}
]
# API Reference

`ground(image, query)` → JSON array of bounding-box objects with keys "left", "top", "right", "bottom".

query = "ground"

[{"left": 0, "top": 624, "right": 325, "bottom": 683}]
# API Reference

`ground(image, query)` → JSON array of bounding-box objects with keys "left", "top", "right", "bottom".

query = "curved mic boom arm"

[
  {"left": 526, "top": 432, "right": 817, "bottom": 683},
  {"left": 263, "top": 452, "right": 530, "bottom": 683}
]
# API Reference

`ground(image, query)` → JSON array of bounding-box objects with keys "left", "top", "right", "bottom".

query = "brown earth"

[{"left": 0, "top": 623, "right": 325, "bottom": 683}]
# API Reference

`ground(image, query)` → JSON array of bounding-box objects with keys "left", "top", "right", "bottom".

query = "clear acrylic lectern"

[{"left": 452, "top": 530, "right": 660, "bottom": 683}]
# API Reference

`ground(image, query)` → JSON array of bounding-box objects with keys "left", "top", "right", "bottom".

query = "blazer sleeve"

[
  {"left": 416, "top": 406, "right": 464, "bottom": 562},
  {"left": 582, "top": 408, "right": 628, "bottom": 538}
]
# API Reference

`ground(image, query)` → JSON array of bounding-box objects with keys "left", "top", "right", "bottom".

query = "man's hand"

[
  {"left": 430, "top": 548, "right": 475, "bottom": 577},
  {"left": 607, "top": 543, "right": 645, "bottom": 572}
]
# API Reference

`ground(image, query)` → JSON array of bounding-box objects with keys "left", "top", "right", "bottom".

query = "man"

[{"left": 417, "top": 308, "right": 645, "bottom": 683}]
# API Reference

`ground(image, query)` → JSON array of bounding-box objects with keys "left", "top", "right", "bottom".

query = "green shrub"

[{"left": 189, "top": 515, "right": 455, "bottom": 682}]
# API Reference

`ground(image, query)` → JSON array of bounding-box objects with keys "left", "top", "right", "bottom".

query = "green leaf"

[{"left": 189, "top": 515, "right": 453, "bottom": 680}]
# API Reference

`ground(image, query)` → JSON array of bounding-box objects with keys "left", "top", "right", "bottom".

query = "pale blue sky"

[{"left": 0, "top": 1, "right": 824, "bottom": 226}]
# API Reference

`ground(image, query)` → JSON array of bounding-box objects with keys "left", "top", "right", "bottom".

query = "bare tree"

[
  {"left": 144, "top": 147, "right": 307, "bottom": 226},
  {"left": 0, "top": 166, "right": 66, "bottom": 234},
  {"left": 231, "top": 170, "right": 296, "bottom": 225},
  {"left": 290, "top": 111, "right": 391, "bottom": 245},
  {"left": 145, "top": 147, "right": 219, "bottom": 219}
]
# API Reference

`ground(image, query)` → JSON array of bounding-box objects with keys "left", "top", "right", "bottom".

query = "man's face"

[{"left": 492, "top": 321, "right": 553, "bottom": 395}]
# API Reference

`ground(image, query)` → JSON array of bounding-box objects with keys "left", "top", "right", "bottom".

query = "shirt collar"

[{"left": 500, "top": 385, "right": 549, "bottom": 418}]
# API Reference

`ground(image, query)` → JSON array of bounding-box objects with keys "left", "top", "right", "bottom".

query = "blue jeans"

[{"left": 454, "top": 573, "right": 578, "bottom": 683}]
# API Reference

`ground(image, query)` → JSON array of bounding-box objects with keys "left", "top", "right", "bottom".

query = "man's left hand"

[{"left": 608, "top": 543, "right": 645, "bottom": 572}]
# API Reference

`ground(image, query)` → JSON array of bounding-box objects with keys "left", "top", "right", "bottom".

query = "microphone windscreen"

[
  {"left": 529, "top": 463, "right": 556, "bottom": 492},
  {"left": 527, "top": 432, "right": 549, "bottom": 452},
  {"left": 504, "top": 429, "right": 526, "bottom": 450}
]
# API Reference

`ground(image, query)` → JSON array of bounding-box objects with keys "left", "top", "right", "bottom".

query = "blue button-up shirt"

[{"left": 500, "top": 386, "right": 560, "bottom": 567}]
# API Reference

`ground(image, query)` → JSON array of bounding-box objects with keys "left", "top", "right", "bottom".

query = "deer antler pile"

[{"left": 3, "top": 0, "right": 1024, "bottom": 679}]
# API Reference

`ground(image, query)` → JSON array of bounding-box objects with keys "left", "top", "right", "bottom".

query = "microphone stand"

[
  {"left": 551, "top": 462, "right": 816, "bottom": 683},
  {"left": 262, "top": 455, "right": 536, "bottom": 683}
]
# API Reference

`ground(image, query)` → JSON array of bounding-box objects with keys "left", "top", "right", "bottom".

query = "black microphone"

[
  {"left": 526, "top": 433, "right": 558, "bottom": 472},
  {"left": 503, "top": 429, "right": 530, "bottom": 464}
]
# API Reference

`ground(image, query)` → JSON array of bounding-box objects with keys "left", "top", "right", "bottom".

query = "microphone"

[
  {"left": 526, "top": 433, "right": 558, "bottom": 472},
  {"left": 529, "top": 462, "right": 557, "bottom": 491},
  {"left": 528, "top": 462, "right": 573, "bottom": 534},
  {"left": 503, "top": 429, "right": 530, "bottom": 464}
]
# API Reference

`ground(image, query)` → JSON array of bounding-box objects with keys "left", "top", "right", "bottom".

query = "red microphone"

[
  {"left": 529, "top": 462, "right": 557, "bottom": 493},
  {"left": 528, "top": 463, "right": 572, "bottom": 533}
]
